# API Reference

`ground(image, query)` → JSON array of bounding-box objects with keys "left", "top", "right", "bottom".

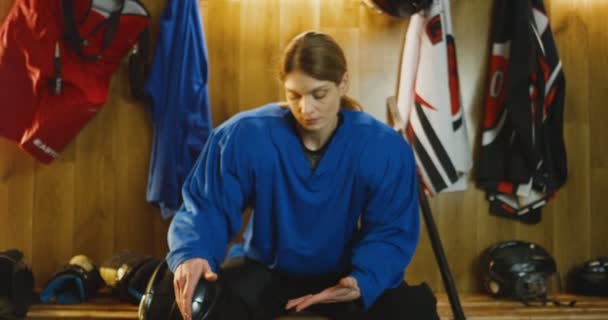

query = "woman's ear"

[{"left": 339, "top": 72, "right": 350, "bottom": 95}]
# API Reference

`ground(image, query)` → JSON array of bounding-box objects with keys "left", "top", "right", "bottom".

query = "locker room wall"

[{"left": 0, "top": 0, "right": 606, "bottom": 293}]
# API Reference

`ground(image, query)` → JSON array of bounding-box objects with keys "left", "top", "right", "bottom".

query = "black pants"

[{"left": 209, "top": 258, "right": 439, "bottom": 320}]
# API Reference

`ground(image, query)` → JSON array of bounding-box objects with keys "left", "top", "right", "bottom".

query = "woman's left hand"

[{"left": 285, "top": 276, "right": 361, "bottom": 312}]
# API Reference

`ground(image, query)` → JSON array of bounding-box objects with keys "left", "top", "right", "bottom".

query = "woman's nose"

[{"left": 299, "top": 95, "right": 315, "bottom": 114}]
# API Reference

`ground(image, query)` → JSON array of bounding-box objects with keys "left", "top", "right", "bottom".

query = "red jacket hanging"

[{"left": 0, "top": 0, "right": 149, "bottom": 163}]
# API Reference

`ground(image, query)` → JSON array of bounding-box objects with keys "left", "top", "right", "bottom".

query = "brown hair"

[{"left": 279, "top": 31, "right": 362, "bottom": 111}]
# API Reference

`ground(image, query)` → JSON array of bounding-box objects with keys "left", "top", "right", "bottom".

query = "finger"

[
  {"left": 339, "top": 277, "right": 360, "bottom": 291},
  {"left": 286, "top": 296, "right": 305, "bottom": 310},
  {"left": 173, "top": 272, "right": 185, "bottom": 314},
  {"left": 181, "top": 275, "right": 197, "bottom": 320},
  {"left": 291, "top": 280, "right": 361, "bottom": 312},
  {"left": 200, "top": 260, "right": 218, "bottom": 282},
  {"left": 285, "top": 294, "right": 313, "bottom": 310},
  {"left": 339, "top": 277, "right": 355, "bottom": 288},
  {"left": 204, "top": 270, "right": 218, "bottom": 281},
  {"left": 180, "top": 277, "right": 190, "bottom": 320},
  {"left": 295, "top": 291, "right": 332, "bottom": 312},
  {"left": 173, "top": 282, "right": 183, "bottom": 312},
  {"left": 306, "top": 286, "right": 359, "bottom": 305}
]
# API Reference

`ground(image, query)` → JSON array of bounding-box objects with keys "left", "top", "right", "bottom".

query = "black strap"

[
  {"left": 128, "top": 26, "right": 150, "bottom": 100},
  {"left": 61, "top": 0, "right": 126, "bottom": 61},
  {"left": 53, "top": 42, "right": 62, "bottom": 95},
  {"left": 101, "top": 2, "right": 124, "bottom": 52}
]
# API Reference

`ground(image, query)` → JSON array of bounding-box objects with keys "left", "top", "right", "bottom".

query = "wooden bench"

[
  {"left": 25, "top": 294, "right": 608, "bottom": 319},
  {"left": 437, "top": 293, "right": 608, "bottom": 319},
  {"left": 26, "top": 296, "right": 138, "bottom": 320}
]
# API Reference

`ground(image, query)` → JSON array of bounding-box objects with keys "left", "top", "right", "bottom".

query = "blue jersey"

[
  {"left": 167, "top": 104, "right": 420, "bottom": 308},
  {"left": 145, "top": 0, "right": 212, "bottom": 218}
]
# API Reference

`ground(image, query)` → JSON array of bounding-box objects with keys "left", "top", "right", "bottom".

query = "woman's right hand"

[{"left": 173, "top": 258, "right": 218, "bottom": 320}]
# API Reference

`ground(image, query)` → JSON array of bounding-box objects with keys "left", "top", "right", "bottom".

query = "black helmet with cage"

[{"left": 480, "top": 241, "right": 557, "bottom": 303}]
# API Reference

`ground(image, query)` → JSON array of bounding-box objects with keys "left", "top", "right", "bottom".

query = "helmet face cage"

[{"left": 514, "top": 273, "right": 549, "bottom": 300}]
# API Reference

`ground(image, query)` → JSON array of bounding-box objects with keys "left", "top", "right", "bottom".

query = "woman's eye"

[
  {"left": 313, "top": 91, "right": 327, "bottom": 99},
  {"left": 287, "top": 94, "right": 300, "bottom": 100}
]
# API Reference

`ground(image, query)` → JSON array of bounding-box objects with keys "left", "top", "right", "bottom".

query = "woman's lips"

[{"left": 304, "top": 118, "right": 319, "bottom": 125}]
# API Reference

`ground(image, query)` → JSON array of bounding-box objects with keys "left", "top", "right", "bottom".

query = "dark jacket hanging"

[{"left": 477, "top": 0, "right": 567, "bottom": 224}]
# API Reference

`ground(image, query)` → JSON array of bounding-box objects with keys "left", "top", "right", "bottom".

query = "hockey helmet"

[
  {"left": 138, "top": 261, "right": 223, "bottom": 320},
  {"left": 481, "top": 241, "right": 556, "bottom": 301},
  {"left": 362, "top": 0, "right": 432, "bottom": 18},
  {"left": 568, "top": 257, "right": 608, "bottom": 296}
]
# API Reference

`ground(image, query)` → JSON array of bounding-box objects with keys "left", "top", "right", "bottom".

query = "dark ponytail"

[{"left": 340, "top": 95, "right": 363, "bottom": 111}]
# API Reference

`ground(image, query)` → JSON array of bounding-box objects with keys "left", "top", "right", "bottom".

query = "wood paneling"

[
  {"left": 1, "top": 0, "right": 606, "bottom": 299},
  {"left": 586, "top": 0, "right": 608, "bottom": 262}
]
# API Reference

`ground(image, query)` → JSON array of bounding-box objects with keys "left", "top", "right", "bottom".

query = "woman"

[{"left": 167, "top": 31, "right": 438, "bottom": 320}]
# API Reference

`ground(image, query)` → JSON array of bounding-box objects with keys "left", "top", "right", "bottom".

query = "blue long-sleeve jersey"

[{"left": 167, "top": 104, "right": 420, "bottom": 308}]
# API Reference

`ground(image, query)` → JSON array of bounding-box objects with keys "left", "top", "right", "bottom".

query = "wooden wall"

[
  {"left": 0, "top": 0, "right": 171, "bottom": 289},
  {"left": 1, "top": 0, "right": 607, "bottom": 295}
]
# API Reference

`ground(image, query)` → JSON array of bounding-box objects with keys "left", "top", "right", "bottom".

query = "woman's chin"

[{"left": 299, "top": 123, "right": 321, "bottom": 132}]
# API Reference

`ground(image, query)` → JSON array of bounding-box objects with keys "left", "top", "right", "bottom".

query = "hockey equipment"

[
  {"left": 481, "top": 241, "right": 557, "bottom": 304},
  {"left": 0, "top": 250, "right": 34, "bottom": 316},
  {"left": 39, "top": 254, "right": 103, "bottom": 304},
  {"left": 138, "top": 260, "right": 224, "bottom": 320},
  {"left": 100, "top": 251, "right": 162, "bottom": 304},
  {"left": 477, "top": 0, "right": 567, "bottom": 223},
  {"left": 139, "top": 258, "right": 281, "bottom": 320},
  {"left": 362, "top": 0, "right": 432, "bottom": 18},
  {"left": 568, "top": 257, "right": 608, "bottom": 296}
]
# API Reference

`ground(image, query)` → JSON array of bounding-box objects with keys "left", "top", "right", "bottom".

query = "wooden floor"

[{"left": 24, "top": 294, "right": 608, "bottom": 320}]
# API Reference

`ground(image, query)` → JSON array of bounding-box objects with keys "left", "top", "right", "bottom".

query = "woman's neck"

[{"left": 297, "top": 113, "right": 340, "bottom": 151}]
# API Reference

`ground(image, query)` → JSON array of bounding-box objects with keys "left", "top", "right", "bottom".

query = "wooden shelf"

[
  {"left": 25, "top": 294, "right": 608, "bottom": 319},
  {"left": 27, "top": 296, "right": 138, "bottom": 319}
]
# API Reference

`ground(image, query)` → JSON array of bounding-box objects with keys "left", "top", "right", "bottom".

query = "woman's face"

[{"left": 284, "top": 70, "right": 347, "bottom": 135}]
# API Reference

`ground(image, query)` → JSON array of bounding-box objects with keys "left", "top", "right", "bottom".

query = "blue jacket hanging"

[{"left": 144, "top": 0, "right": 212, "bottom": 218}]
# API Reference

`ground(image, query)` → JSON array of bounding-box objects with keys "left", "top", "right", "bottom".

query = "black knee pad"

[{"left": 368, "top": 282, "right": 439, "bottom": 320}]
